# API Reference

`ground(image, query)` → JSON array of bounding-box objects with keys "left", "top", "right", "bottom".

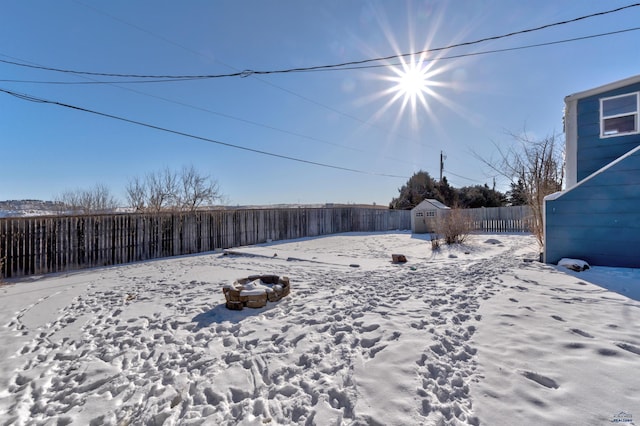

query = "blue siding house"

[{"left": 545, "top": 74, "right": 640, "bottom": 268}]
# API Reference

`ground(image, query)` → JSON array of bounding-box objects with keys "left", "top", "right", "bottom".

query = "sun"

[
  {"left": 357, "top": 6, "right": 472, "bottom": 135},
  {"left": 366, "top": 51, "right": 455, "bottom": 131},
  {"left": 398, "top": 66, "right": 427, "bottom": 97},
  {"left": 386, "top": 54, "right": 437, "bottom": 115}
]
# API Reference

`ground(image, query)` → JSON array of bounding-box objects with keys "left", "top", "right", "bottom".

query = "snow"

[
  {"left": 558, "top": 257, "right": 591, "bottom": 272},
  {"left": 0, "top": 231, "right": 638, "bottom": 425},
  {"left": 543, "top": 190, "right": 564, "bottom": 201},
  {"left": 239, "top": 280, "right": 272, "bottom": 297}
]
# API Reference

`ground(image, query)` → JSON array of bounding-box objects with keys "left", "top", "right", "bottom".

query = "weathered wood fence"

[
  {"left": 0, "top": 207, "right": 410, "bottom": 278},
  {"left": 465, "top": 205, "right": 533, "bottom": 233},
  {"left": 0, "top": 205, "right": 533, "bottom": 278}
]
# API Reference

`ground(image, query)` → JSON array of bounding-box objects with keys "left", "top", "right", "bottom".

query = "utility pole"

[{"left": 440, "top": 151, "right": 446, "bottom": 181}]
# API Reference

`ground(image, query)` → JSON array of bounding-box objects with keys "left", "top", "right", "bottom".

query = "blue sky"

[{"left": 2, "top": 1, "right": 639, "bottom": 206}]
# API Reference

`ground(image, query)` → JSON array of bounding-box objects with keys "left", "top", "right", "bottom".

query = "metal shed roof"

[{"left": 411, "top": 199, "right": 450, "bottom": 211}]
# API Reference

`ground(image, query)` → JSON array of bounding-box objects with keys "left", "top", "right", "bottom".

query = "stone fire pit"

[{"left": 223, "top": 275, "right": 291, "bottom": 310}]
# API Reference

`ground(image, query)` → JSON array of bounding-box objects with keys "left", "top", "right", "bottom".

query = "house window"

[
  {"left": 600, "top": 92, "right": 639, "bottom": 137},
  {"left": 416, "top": 212, "right": 424, "bottom": 217},
  {"left": 425, "top": 211, "right": 435, "bottom": 217}
]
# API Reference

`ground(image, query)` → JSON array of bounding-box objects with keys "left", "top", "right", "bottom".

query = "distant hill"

[
  {"left": 0, "top": 201, "right": 388, "bottom": 218},
  {"left": 0, "top": 200, "right": 64, "bottom": 218}
]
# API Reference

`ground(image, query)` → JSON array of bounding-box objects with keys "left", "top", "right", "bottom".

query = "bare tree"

[
  {"left": 92, "top": 183, "right": 118, "bottom": 211},
  {"left": 146, "top": 167, "right": 179, "bottom": 212},
  {"left": 55, "top": 184, "right": 119, "bottom": 214},
  {"left": 126, "top": 165, "right": 222, "bottom": 212},
  {"left": 126, "top": 176, "right": 147, "bottom": 211},
  {"left": 477, "top": 130, "right": 564, "bottom": 248},
  {"left": 178, "top": 165, "right": 221, "bottom": 211}
]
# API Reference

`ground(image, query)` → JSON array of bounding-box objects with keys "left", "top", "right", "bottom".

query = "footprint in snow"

[
  {"left": 522, "top": 371, "right": 559, "bottom": 389},
  {"left": 616, "top": 343, "right": 640, "bottom": 356},
  {"left": 569, "top": 328, "right": 593, "bottom": 338}
]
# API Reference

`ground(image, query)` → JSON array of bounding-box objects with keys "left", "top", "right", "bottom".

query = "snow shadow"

[
  {"left": 192, "top": 303, "right": 277, "bottom": 328},
  {"left": 557, "top": 266, "right": 640, "bottom": 302},
  {"left": 409, "top": 233, "right": 434, "bottom": 241}
]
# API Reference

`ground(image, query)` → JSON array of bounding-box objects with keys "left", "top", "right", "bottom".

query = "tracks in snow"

[{"left": 3, "top": 237, "right": 528, "bottom": 425}]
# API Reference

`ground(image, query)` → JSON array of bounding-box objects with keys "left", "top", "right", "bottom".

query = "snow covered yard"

[{"left": 0, "top": 232, "right": 638, "bottom": 425}]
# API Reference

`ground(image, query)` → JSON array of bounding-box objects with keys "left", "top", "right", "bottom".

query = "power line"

[
  {"left": 443, "top": 168, "right": 480, "bottom": 183},
  {"left": 5, "top": 25, "right": 640, "bottom": 85},
  {"left": 5, "top": 2, "right": 635, "bottom": 179},
  {"left": 4, "top": 19, "right": 637, "bottom": 158},
  {"left": 12, "top": 1, "right": 632, "bottom": 159},
  {"left": 71, "top": 0, "right": 414, "bottom": 143},
  {"left": 2, "top": 3, "right": 638, "bottom": 80},
  {"left": 0, "top": 57, "right": 417, "bottom": 167},
  {"left": 0, "top": 77, "right": 205, "bottom": 84},
  {"left": 59, "top": 0, "right": 424, "bottom": 147},
  {"left": 297, "top": 26, "right": 640, "bottom": 73},
  {"left": 0, "top": 87, "right": 410, "bottom": 180},
  {"left": 238, "top": 2, "right": 640, "bottom": 75}
]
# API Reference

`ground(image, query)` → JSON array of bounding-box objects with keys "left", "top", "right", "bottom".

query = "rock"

[
  {"left": 392, "top": 254, "right": 407, "bottom": 263},
  {"left": 225, "top": 301, "right": 243, "bottom": 311},
  {"left": 223, "top": 275, "right": 291, "bottom": 310}
]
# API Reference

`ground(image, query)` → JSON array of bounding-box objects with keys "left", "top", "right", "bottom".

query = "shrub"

[
  {"left": 430, "top": 234, "right": 441, "bottom": 250},
  {"left": 436, "top": 208, "right": 472, "bottom": 245}
]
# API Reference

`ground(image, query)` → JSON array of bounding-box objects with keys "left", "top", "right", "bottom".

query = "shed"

[{"left": 411, "top": 199, "right": 450, "bottom": 233}]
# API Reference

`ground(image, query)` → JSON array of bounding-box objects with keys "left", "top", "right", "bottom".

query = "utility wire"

[
  {"left": 0, "top": 62, "right": 418, "bottom": 168},
  {"left": 0, "top": 87, "right": 409, "bottom": 179},
  {"left": 0, "top": 55, "right": 243, "bottom": 79},
  {"left": 0, "top": 56, "right": 416, "bottom": 167},
  {"left": 0, "top": 77, "right": 206, "bottom": 84},
  {"left": 297, "top": 26, "right": 640, "bottom": 73},
  {"left": 6, "top": 2, "right": 635, "bottom": 175},
  {"left": 4, "top": 23, "right": 637, "bottom": 157},
  {"left": 2, "top": 3, "right": 638, "bottom": 80},
  {"left": 443, "top": 168, "right": 480, "bottom": 183},
  {"left": 18, "top": 1, "right": 634, "bottom": 156},
  {"left": 4, "top": 25, "right": 639, "bottom": 85},
  {"left": 236, "top": 3, "right": 640, "bottom": 75},
  {"left": 72, "top": 0, "right": 417, "bottom": 146}
]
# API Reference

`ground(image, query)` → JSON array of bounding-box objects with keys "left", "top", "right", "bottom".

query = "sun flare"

[
  {"left": 399, "top": 67, "right": 427, "bottom": 96},
  {"left": 359, "top": 6, "right": 471, "bottom": 135},
  {"left": 387, "top": 55, "right": 437, "bottom": 113}
]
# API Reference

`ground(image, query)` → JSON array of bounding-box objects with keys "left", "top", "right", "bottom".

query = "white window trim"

[{"left": 600, "top": 91, "right": 639, "bottom": 138}]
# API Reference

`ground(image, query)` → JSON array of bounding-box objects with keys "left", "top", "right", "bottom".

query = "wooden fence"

[
  {"left": 0, "top": 207, "right": 410, "bottom": 278},
  {"left": 0, "top": 205, "right": 533, "bottom": 279},
  {"left": 464, "top": 205, "right": 533, "bottom": 233}
]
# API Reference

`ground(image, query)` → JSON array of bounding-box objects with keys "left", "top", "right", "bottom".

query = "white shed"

[{"left": 411, "top": 199, "right": 450, "bottom": 233}]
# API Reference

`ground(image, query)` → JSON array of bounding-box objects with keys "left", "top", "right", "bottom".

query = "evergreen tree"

[
  {"left": 435, "top": 176, "right": 458, "bottom": 207},
  {"left": 456, "top": 184, "right": 506, "bottom": 208},
  {"left": 389, "top": 171, "right": 440, "bottom": 209},
  {"left": 390, "top": 172, "right": 507, "bottom": 210},
  {"left": 507, "top": 179, "right": 528, "bottom": 206}
]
